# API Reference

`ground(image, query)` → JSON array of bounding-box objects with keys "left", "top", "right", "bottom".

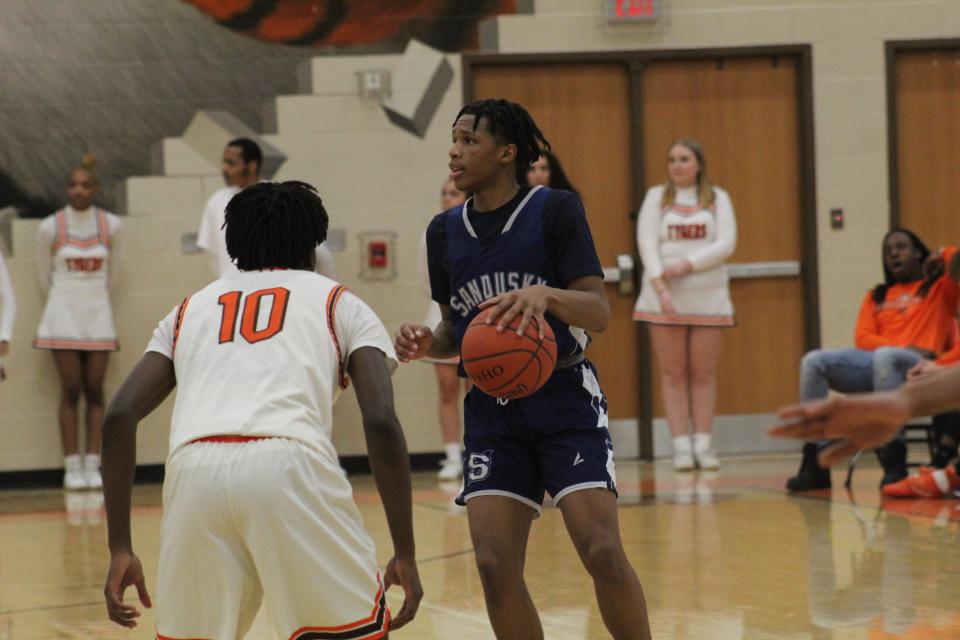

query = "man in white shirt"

[
  {"left": 197, "top": 139, "right": 336, "bottom": 279},
  {"left": 196, "top": 138, "right": 260, "bottom": 279}
]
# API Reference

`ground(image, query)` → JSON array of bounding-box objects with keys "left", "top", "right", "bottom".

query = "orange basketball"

[{"left": 461, "top": 307, "right": 557, "bottom": 400}]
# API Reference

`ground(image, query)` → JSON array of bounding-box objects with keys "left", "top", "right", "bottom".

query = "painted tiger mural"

[{"left": 183, "top": 0, "right": 519, "bottom": 51}]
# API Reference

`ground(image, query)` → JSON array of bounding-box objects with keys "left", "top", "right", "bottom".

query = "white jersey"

[
  {"left": 147, "top": 269, "right": 397, "bottom": 460},
  {"left": 634, "top": 185, "right": 736, "bottom": 326}
]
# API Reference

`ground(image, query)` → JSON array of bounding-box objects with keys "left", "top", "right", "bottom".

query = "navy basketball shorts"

[{"left": 457, "top": 360, "right": 617, "bottom": 514}]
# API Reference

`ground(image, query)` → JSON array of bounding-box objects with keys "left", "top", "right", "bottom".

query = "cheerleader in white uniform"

[
  {"left": 0, "top": 243, "right": 15, "bottom": 380},
  {"left": 633, "top": 140, "right": 737, "bottom": 472},
  {"left": 35, "top": 156, "right": 122, "bottom": 490},
  {"left": 420, "top": 178, "right": 468, "bottom": 480}
]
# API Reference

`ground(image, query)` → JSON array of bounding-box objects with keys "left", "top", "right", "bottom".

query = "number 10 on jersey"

[{"left": 218, "top": 287, "right": 291, "bottom": 344}]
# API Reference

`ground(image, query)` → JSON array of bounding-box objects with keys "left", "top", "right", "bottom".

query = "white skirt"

[
  {"left": 35, "top": 287, "right": 118, "bottom": 350},
  {"left": 633, "top": 265, "right": 735, "bottom": 327}
]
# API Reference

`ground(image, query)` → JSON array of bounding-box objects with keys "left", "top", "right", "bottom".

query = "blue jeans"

[{"left": 799, "top": 347, "right": 922, "bottom": 443}]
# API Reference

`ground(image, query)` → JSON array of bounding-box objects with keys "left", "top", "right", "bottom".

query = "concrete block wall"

[
  {"left": 0, "top": 49, "right": 461, "bottom": 469},
  {"left": 3, "top": 0, "right": 959, "bottom": 471}
]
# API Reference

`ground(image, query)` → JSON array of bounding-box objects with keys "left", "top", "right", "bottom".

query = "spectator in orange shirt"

[{"left": 786, "top": 228, "right": 960, "bottom": 492}]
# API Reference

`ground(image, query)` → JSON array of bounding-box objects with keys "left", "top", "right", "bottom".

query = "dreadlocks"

[
  {"left": 224, "top": 181, "right": 328, "bottom": 271},
  {"left": 453, "top": 99, "right": 550, "bottom": 184},
  {"left": 872, "top": 227, "right": 934, "bottom": 304}
]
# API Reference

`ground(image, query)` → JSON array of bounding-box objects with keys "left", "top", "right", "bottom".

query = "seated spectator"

[{"left": 787, "top": 228, "right": 960, "bottom": 492}]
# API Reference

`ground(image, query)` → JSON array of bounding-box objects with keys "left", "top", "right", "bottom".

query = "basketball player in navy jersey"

[{"left": 395, "top": 99, "right": 650, "bottom": 640}]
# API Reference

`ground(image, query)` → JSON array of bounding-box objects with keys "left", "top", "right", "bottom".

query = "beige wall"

[{"left": 2, "top": 0, "right": 958, "bottom": 471}]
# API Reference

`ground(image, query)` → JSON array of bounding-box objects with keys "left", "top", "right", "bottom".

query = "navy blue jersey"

[{"left": 426, "top": 185, "right": 604, "bottom": 361}]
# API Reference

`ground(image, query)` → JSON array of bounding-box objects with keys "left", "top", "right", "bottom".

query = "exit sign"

[{"left": 607, "top": 0, "right": 660, "bottom": 21}]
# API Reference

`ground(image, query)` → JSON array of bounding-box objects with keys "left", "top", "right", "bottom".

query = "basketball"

[{"left": 460, "top": 307, "right": 558, "bottom": 399}]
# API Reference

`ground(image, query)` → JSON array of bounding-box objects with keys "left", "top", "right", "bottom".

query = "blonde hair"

[
  {"left": 660, "top": 139, "right": 715, "bottom": 208},
  {"left": 70, "top": 152, "right": 99, "bottom": 186}
]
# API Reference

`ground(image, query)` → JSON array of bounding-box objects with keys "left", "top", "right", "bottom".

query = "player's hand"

[
  {"left": 662, "top": 259, "right": 693, "bottom": 279},
  {"left": 104, "top": 550, "right": 152, "bottom": 628},
  {"left": 657, "top": 289, "right": 677, "bottom": 315},
  {"left": 383, "top": 554, "right": 423, "bottom": 630},
  {"left": 394, "top": 324, "right": 433, "bottom": 362},
  {"left": 0, "top": 341, "right": 8, "bottom": 357},
  {"left": 907, "top": 359, "right": 942, "bottom": 382},
  {"left": 479, "top": 285, "right": 551, "bottom": 339},
  {"left": 768, "top": 392, "right": 910, "bottom": 467}
]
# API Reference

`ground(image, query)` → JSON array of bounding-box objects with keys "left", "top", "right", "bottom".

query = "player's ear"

[{"left": 499, "top": 143, "right": 517, "bottom": 166}]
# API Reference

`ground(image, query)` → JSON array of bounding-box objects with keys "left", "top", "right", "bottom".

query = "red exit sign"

[{"left": 608, "top": 0, "right": 660, "bottom": 21}]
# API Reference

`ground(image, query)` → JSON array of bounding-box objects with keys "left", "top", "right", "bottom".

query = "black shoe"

[
  {"left": 786, "top": 443, "right": 832, "bottom": 491},
  {"left": 875, "top": 440, "right": 908, "bottom": 488}
]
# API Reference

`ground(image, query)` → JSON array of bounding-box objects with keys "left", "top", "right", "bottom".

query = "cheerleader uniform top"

[
  {"left": 633, "top": 184, "right": 737, "bottom": 327},
  {"left": 34, "top": 206, "right": 122, "bottom": 350}
]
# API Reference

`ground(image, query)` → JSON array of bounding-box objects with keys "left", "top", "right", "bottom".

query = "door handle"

[{"left": 602, "top": 254, "right": 635, "bottom": 296}]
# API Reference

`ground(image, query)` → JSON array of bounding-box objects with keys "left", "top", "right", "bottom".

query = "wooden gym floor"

[{"left": 2, "top": 455, "right": 959, "bottom": 639}]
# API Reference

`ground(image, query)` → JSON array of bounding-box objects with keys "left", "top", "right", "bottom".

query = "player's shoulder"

[{"left": 427, "top": 207, "right": 455, "bottom": 237}]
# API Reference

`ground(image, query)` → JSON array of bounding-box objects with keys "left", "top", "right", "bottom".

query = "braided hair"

[
  {"left": 453, "top": 99, "right": 550, "bottom": 185},
  {"left": 872, "top": 227, "right": 934, "bottom": 305},
  {"left": 224, "top": 181, "right": 328, "bottom": 271}
]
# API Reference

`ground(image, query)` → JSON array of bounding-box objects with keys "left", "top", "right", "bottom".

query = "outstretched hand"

[
  {"left": 383, "top": 555, "right": 423, "bottom": 630},
  {"left": 104, "top": 550, "right": 152, "bottom": 628},
  {"left": 394, "top": 324, "right": 434, "bottom": 363},
  {"left": 768, "top": 393, "right": 910, "bottom": 467},
  {"left": 479, "top": 285, "right": 551, "bottom": 339}
]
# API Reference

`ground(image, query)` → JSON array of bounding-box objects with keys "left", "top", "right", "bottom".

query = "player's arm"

[
  {"left": 395, "top": 304, "right": 458, "bottom": 362},
  {"left": 347, "top": 346, "right": 423, "bottom": 629},
  {"left": 770, "top": 364, "right": 960, "bottom": 466},
  {"left": 481, "top": 192, "right": 610, "bottom": 336},
  {"left": 101, "top": 352, "right": 175, "bottom": 627}
]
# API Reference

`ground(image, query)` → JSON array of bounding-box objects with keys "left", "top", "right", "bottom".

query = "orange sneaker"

[{"left": 882, "top": 466, "right": 960, "bottom": 499}]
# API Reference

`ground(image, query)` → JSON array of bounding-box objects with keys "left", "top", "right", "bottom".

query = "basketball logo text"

[{"left": 450, "top": 271, "right": 548, "bottom": 318}]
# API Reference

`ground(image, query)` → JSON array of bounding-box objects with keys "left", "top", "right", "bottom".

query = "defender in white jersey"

[{"left": 100, "top": 181, "right": 421, "bottom": 638}]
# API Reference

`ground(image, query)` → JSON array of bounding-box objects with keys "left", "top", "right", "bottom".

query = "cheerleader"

[
  {"left": 0, "top": 242, "right": 14, "bottom": 379},
  {"left": 634, "top": 140, "right": 737, "bottom": 471},
  {"left": 419, "top": 178, "right": 469, "bottom": 480},
  {"left": 35, "top": 155, "right": 122, "bottom": 490}
]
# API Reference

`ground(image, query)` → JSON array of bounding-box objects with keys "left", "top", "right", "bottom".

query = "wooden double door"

[{"left": 469, "top": 50, "right": 815, "bottom": 456}]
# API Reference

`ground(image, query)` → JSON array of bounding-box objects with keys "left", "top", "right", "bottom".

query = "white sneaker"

[
  {"left": 84, "top": 468, "right": 103, "bottom": 490},
  {"left": 438, "top": 459, "right": 462, "bottom": 480},
  {"left": 693, "top": 434, "right": 721, "bottom": 471},
  {"left": 696, "top": 450, "right": 721, "bottom": 471},
  {"left": 64, "top": 468, "right": 87, "bottom": 490},
  {"left": 83, "top": 454, "right": 103, "bottom": 489},
  {"left": 63, "top": 455, "right": 86, "bottom": 490},
  {"left": 673, "top": 451, "right": 696, "bottom": 472}
]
